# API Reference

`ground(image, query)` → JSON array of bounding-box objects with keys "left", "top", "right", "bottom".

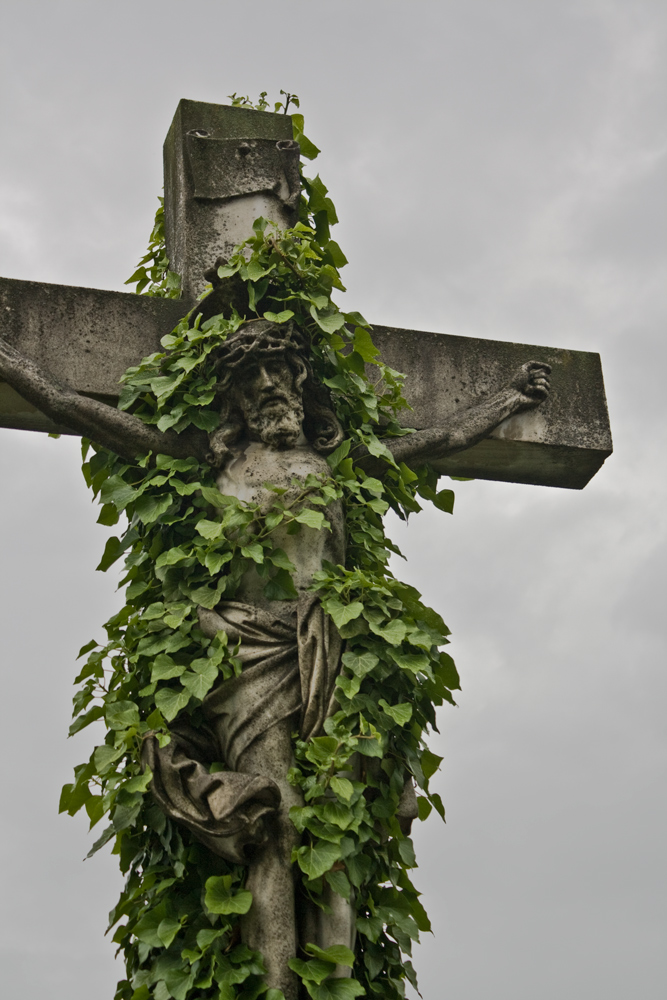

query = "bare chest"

[
  {"left": 216, "top": 441, "right": 332, "bottom": 507},
  {"left": 215, "top": 441, "right": 345, "bottom": 605}
]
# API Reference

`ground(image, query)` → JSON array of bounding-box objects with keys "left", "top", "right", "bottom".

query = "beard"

[{"left": 244, "top": 395, "right": 305, "bottom": 449}]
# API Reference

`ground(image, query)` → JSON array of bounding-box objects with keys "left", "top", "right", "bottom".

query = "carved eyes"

[
  {"left": 243, "top": 359, "right": 286, "bottom": 382},
  {"left": 263, "top": 359, "right": 285, "bottom": 375}
]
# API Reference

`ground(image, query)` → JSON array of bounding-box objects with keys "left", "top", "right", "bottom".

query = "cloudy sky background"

[{"left": 1, "top": 2, "right": 665, "bottom": 997}]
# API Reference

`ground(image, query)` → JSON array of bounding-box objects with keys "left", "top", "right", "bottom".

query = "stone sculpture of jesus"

[{"left": 0, "top": 318, "right": 550, "bottom": 997}]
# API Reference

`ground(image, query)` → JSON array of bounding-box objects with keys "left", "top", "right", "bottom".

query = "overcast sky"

[{"left": 1, "top": 2, "right": 665, "bottom": 998}]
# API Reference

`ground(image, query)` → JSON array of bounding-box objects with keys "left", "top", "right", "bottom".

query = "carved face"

[{"left": 230, "top": 353, "right": 306, "bottom": 449}]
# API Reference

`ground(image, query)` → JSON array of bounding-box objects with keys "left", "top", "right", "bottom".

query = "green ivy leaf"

[
  {"left": 155, "top": 544, "right": 189, "bottom": 569},
  {"left": 294, "top": 508, "right": 327, "bottom": 530},
  {"left": 204, "top": 550, "right": 233, "bottom": 575},
  {"left": 196, "top": 519, "right": 224, "bottom": 540},
  {"left": 241, "top": 542, "right": 265, "bottom": 563},
  {"left": 133, "top": 903, "right": 167, "bottom": 948},
  {"left": 372, "top": 619, "right": 407, "bottom": 646},
  {"left": 196, "top": 927, "right": 225, "bottom": 952},
  {"left": 268, "top": 547, "right": 296, "bottom": 572},
  {"left": 429, "top": 791, "right": 446, "bottom": 821},
  {"left": 93, "top": 744, "right": 123, "bottom": 774},
  {"left": 154, "top": 686, "right": 191, "bottom": 722},
  {"left": 99, "top": 475, "right": 138, "bottom": 510},
  {"left": 157, "top": 916, "right": 181, "bottom": 948},
  {"left": 378, "top": 700, "right": 413, "bottom": 727},
  {"left": 352, "top": 327, "right": 379, "bottom": 362},
  {"left": 437, "top": 650, "right": 461, "bottom": 690},
  {"left": 97, "top": 503, "right": 120, "bottom": 526},
  {"left": 129, "top": 986, "right": 150, "bottom": 1000},
  {"left": 310, "top": 307, "right": 346, "bottom": 335},
  {"left": 105, "top": 700, "right": 140, "bottom": 730},
  {"left": 324, "top": 600, "right": 364, "bottom": 630},
  {"left": 336, "top": 674, "right": 360, "bottom": 699},
  {"left": 433, "top": 488, "right": 455, "bottom": 513},
  {"left": 151, "top": 653, "right": 185, "bottom": 682},
  {"left": 134, "top": 493, "right": 173, "bottom": 524},
  {"left": 187, "top": 579, "right": 226, "bottom": 609},
  {"left": 264, "top": 568, "right": 299, "bottom": 600},
  {"left": 122, "top": 769, "right": 153, "bottom": 794},
  {"left": 305, "top": 736, "right": 339, "bottom": 765},
  {"left": 326, "top": 438, "right": 351, "bottom": 470},
  {"left": 68, "top": 703, "right": 104, "bottom": 736},
  {"left": 417, "top": 796, "right": 433, "bottom": 821},
  {"left": 298, "top": 134, "right": 321, "bottom": 160},
  {"left": 397, "top": 837, "right": 417, "bottom": 868},
  {"left": 95, "top": 535, "right": 124, "bottom": 572},
  {"left": 330, "top": 776, "right": 354, "bottom": 802},
  {"left": 319, "top": 800, "right": 354, "bottom": 830},
  {"left": 294, "top": 840, "right": 341, "bottom": 879},
  {"left": 326, "top": 862, "right": 353, "bottom": 901},
  {"left": 181, "top": 659, "right": 218, "bottom": 700},
  {"left": 288, "top": 957, "right": 334, "bottom": 985},
  {"left": 324, "top": 240, "right": 348, "bottom": 268},
  {"left": 263, "top": 309, "right": 295, "bottom": 323},
  {"left": 86, "top": 823, "right": 115, "bottom": 858},
  {"left": 393, "top": 651, "right": 430, "bottom": 674},
  {"left": 200, "top": 485, "right": 237, "bottom": 508},
  {"left": 204, "top": 875, "right": 253, "bottom": 915},
  {"left": 341, "top": 650, "right": 378, "bottom": 677},
  {"left": 161, "top": 965, "right": 195, "bottom": 1000},
  {"left": 305, "top": 943, "right": 355, "bottom": 968},
  {"left": 421, "top": 749, "right": 443, "bottom": 780},
  {"left": 77, "top": 639, "right": 98, "bottom": 659},
  {"left": 304, "top": 977, "right": 365, "bottom": 1000}
]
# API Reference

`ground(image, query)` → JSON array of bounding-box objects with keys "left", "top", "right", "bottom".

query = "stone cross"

[
  {"left": 0, "top": 99, "right": 611, "bottom": 489},
  {"left": 0, "top": 99, "right": 613, "bottom": 997}
]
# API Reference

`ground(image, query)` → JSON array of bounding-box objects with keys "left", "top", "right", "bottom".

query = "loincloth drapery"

[{"left": 142, "top": 593, "right": 343, "bottom": 863}]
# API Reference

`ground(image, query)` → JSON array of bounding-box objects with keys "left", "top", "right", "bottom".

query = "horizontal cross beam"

[{"left": 0, "top": 275, "right": 611, "bottom": 489}]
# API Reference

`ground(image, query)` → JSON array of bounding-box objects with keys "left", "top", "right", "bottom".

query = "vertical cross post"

[{"left": 163, "top": 100, "right": 300, "bottom": 300}]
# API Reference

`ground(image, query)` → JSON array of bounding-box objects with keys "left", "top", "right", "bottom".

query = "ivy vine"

[{"left": 60, "top": 93, "right": 460, "bottom": 1000}]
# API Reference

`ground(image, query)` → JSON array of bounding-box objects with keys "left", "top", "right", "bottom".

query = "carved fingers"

[{"left": 511, "top": 361, "right": 552, "bottom": 404}]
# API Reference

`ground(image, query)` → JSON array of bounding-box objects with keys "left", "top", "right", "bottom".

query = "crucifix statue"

[{"left": 0, "top": 100, "right": 611, "bottom": 1000}]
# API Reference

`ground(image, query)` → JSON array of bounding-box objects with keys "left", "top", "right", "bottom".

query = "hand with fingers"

[{"left": 511, "top": 360, "right": 552, "bottom": 409}]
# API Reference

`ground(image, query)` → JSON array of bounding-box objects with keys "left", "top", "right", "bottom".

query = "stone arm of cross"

[
  {"left": 0, "top": 336, "right": 209, "bottom": 462},
  {"left": 360, "top": 360, "right": 552, "bottom": 473}
]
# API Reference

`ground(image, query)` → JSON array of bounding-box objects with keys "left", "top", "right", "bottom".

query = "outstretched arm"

[
  {"left": 0, "top": 338, "right": 209, "bottom": 462},
  {"left": 359, "top": 361, "right": 551, "bottom": 473}
]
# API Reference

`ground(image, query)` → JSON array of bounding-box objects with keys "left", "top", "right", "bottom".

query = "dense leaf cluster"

[
  {"left": 124, "top": 198, "right": 181, "bottom": 299},
  {"left": 61, "top": 96, "right": 460, "bottom": 1000}
]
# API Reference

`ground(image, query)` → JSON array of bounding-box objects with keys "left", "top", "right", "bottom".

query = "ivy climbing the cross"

[{"left": 2, "top": 92, "right": 551, "bottom": 1000}]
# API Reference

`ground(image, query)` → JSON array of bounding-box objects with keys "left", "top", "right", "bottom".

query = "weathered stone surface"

[
  {"left": 0, "top": 276, "right": 190, "bottom": 432},
  {"left": 0, "top": 275, "right": 610, "bottom": 489},
  {"left": 164, "top": 100, "right": 298, "bottom": 300},
  {"left": 372, "top": 326, "right": 612, "bottom": 489},
  {"left": 0, "top": 95, "right": 615, "bottom": 999}
]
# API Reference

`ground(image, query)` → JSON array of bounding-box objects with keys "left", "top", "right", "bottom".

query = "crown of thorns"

[{"left": 212, "top": 320, "right": 309, "bottom": 376}]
